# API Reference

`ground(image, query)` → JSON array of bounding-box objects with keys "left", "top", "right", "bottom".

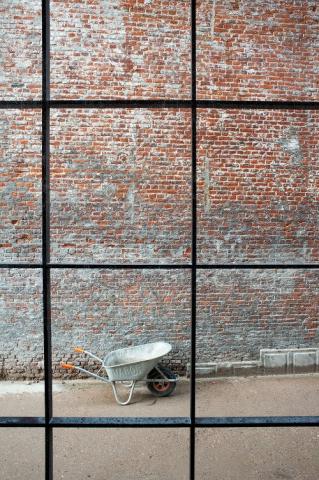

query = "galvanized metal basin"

[{"left": 103, "top": 341, "right": 172, "bottom": 381}]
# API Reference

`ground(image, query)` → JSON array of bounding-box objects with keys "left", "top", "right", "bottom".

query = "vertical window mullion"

[
  {"left": 42, "top": 1, "right": 53, "bottom": 479},
  {"left": 190, "top": 0, "right": 197, "bottom": 478}
]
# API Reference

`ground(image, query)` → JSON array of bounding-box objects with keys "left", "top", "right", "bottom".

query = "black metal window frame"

[{"left": 0, "top": 1, "right": 319, "bottom": 479}]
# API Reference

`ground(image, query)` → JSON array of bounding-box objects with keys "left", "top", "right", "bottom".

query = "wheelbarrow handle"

[
  {"left": 62, "top": 363, "right": 110, "bottom": 383},
  {"left": 73, "top": 348, "right": 104, "bottom": 364},
  {"left": 74, "top": 347, "right": 84, "bottom": 353},
  {"left": 61, "top": 362, "right": 75, "bottom": 370}
]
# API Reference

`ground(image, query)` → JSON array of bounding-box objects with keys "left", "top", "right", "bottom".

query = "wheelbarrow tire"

[{"left": 147, "top": 365, "right": 177, "bottom": 397}]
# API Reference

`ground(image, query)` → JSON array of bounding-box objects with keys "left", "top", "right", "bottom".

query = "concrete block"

[
  {"left": 216, "top": 362, "right": 234, "bottom": 377},
  {"left": 293, "top": 352, "right": 316, "bottom": 369},
  {"left": 263, "top": 353, "right": 287, "bottom": 370},
  {"left": 232, "top": 362, "right": 260, "bottom": 376},
  {"left": 196, "top": 366, "right": 217, "bottom": 378}
]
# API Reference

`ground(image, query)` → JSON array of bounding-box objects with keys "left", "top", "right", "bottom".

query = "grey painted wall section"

[
  {"left": 1, "top": 268, "right": 318, "bottom": 379},
  {"left": 197, "top": 269, "right": 319, "bottom": 364},
  {"left": 0, "top": 269, "right": 43, "bottom": 379}
]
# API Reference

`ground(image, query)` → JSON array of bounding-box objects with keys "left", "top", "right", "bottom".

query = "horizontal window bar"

[
  {"left": 47, "top": 264, "right": 192, "bottom": 269},
  {"left": 51, "top": 417, "right": 191, "bottom": 428},
  {"left": 2, "top": 416, "right": 319, "bottom": 428},
  {"left": 0, "top": 417, "right": 45, "bottom": 427},
  {"left": 0, "top": 417, "right": 190, "bottom": 428},
  {"left": 1, "top": 264, "right": 318, "bottom": 270},
  {"left": 198, "top": 264, "right": 319, "bottom": 269},
  {"left": 0, "top": 263, "right": 191, "bottom": 269},
  {"left": 0, "top": 264, "right": 43, "bottom": 269},
  {"left": 196, "top": 416, "right": 319, "bottom": 427},
  {"left": 0, "top": 100, "right": 318, "bottom": 110},
  {"left": 0, "top": 101, "right": 42, "bottom": 109}
]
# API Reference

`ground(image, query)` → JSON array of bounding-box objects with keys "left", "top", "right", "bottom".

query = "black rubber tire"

[{"left": 147, "top": 365, "right": 177, "bottom": 397}]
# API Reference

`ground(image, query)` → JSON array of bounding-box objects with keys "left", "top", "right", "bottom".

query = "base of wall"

[{"left": 188, "top": 348, "right": 319, "bottom": 378}]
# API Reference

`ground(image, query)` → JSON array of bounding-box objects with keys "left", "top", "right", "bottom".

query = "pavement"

[{"left": 1, "top": 374, "right": 319, "bottom": 479}]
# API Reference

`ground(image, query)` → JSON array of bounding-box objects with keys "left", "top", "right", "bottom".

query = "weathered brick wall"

[
  {"left": 0, "top": 0, "right": 41, "bottom": 100},
  {"left": 197, "top": 109, "right": 319, "bottom": 263},
  {"left": 51, "top": 269, "right": 191, "bottom": 377},
  {"left": 50, "top": 109, "right": 192, "bottom": 264},
  {"left": 197, "top": 0, "right": 319, "bottom": 100},
  {"left": 197, "top": 270, "right": 319, "bottom": 362},
  {"left": 0, "top": 110, "right": 42, "bottom": 263},
  {"left": 0, "top": 1, "right": 318, "bottom": 379},
  {"left": 51, "top": 0, "right": 191, "bottom": 99},
  {"left": 0, "top": 269, "right": 191, "bottom": 379},
  {"left": 0, "top": 269, "right": 43, "bottom": 380},
  {"left": 2, "top": 267, "right": 318, "bottom": 379}
]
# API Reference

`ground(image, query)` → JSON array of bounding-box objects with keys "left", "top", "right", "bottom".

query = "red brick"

[
  {"left": 197, "top": 0, "right": 319, "bottom": 100},
  {"left": 197, "top": 109, "right": 319, "bottom": 263},
  {"left": 51, "top": 0, "right": 191, "bottom": 99},
  {"left": 50, "top": 108, "right": 192, "bottom": 264}
]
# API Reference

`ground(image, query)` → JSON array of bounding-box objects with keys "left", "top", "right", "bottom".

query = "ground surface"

[{"left": 1, "top": 374, "right": 319, "bottom": 479}]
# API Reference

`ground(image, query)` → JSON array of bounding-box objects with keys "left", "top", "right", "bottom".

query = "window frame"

[{"left": 0, "top": 1, "right": 319, "bottom": 479}]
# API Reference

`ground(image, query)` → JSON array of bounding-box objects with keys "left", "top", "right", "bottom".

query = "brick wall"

[
  {"left": 50, "top": 108, "right": 192, "bottom": 264},
  {"left": 0, "top": 0, "right": 41, "bottom": 100},
  {"left": 51, "top": 269, "right": 191, "bottom": 377},
  {"left": 51, "top": 0, "right": 191, "bottom": 99},
  {"left": 197, "top": 269, "right": 319, "bottom": 362},
  {"left": 0, "top": 1, "right": 318, "bottom": 379},
  {"left": 2, "top": 267, "right": 318, "bottom": 379},
  {"left": 197, "top": 109, "right": 319, "bottom": 263},
  {"left": 197, "top": 0, "right": 319, "bottom": 100},
  {"left": 0, "top": 269, "right": 43, "bottom": 380},
  {"left": 0, "top": 110, "right": 42, "bottom": 263}
]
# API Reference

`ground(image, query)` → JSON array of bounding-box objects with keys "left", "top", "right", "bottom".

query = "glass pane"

[
  {"left": 196, "top": 269, "right": 319, "bottom": 417},
  {"left": 51, "top": 0, "right": 191, "bottom": 100},
  {"left": 54, "top": 428, "right": 189, "bottom": 480},
  {"left": 0, "top": 269, "right": 44, "bottom": 416},
  {"left": 0, "top": 0, "right": 41, "bottom": 100},
  {"left": 52, "top": 268, "right": 191, "bottom": 417},
  {"left": 197, "top": 0, "right": 319, "bottom": 101},
  {"left": 0, "top": 428, "right": 44, "bottom": 480},
  {"left": 196, "top": 428, "right": 319, "bottom": 480},
  {"left": 50, "top": 108, "right": 192, "bottom": 264},
  {"left": 0, "top": 109, "right": 42, "bottom": 263},
  {"left": 197, "top": 109, "right": 319, "bottom": 264}
]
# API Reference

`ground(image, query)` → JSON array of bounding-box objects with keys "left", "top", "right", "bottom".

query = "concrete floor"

[{"left": 1, "top": 374, "right": 319, "bottom": 479}]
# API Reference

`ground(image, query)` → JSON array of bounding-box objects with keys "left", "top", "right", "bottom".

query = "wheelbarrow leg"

[{"left": 111, "top": 381, "right": 137, "bottom": 406}]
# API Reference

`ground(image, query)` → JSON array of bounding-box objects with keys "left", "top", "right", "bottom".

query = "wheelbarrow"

[{"left": 61, "top": 341, "right": 178, "bottom": 405}]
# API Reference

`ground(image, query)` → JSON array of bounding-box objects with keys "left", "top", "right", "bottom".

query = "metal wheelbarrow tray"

[{"left": 61, "top": 341, "right": 178, "bottom": 405}]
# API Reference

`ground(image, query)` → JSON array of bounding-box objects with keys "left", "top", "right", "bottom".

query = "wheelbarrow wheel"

[{"left": 147, "top": 365, "right": 177, "bottom": 397}]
